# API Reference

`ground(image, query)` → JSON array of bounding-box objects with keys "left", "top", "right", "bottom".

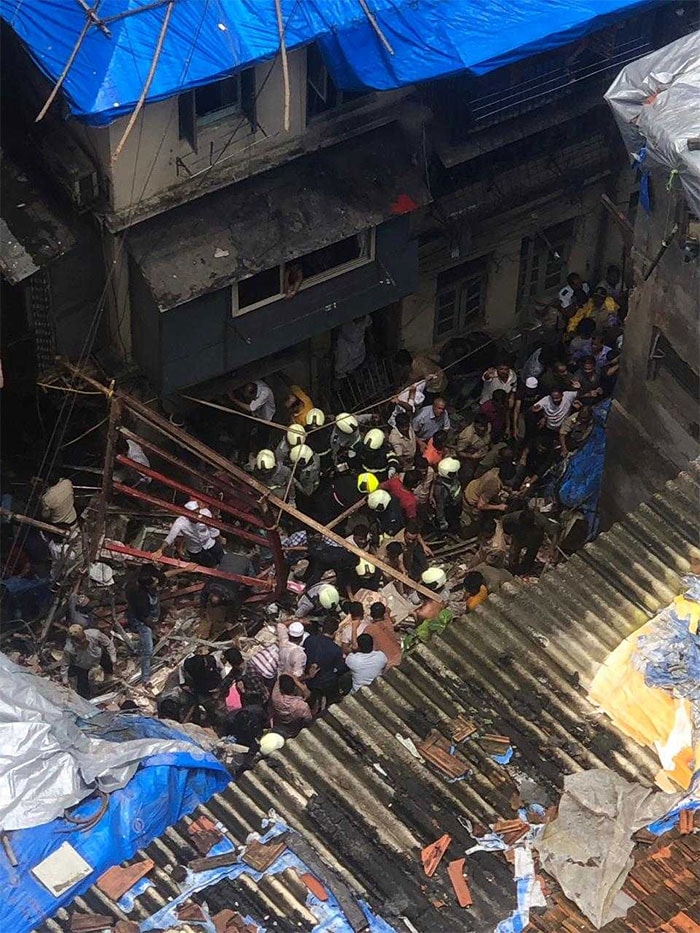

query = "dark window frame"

[{"left": 179, "top": 69, "right": 256, "bottom": 152}]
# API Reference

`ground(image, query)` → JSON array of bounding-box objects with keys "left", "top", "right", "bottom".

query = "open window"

[
  {"left": 179, "top": 69, "right": 256, "bottom": 151},
  {"left": 306, "top": 44, "right": 368, "bottom": 123},
  {"left": 233, "top": 230, "right": 374, "bottom": 316}
]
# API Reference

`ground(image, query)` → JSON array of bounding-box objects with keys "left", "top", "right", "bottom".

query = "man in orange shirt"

[{"left": 463, "top": 571, "right": 488, "bottom": 612}]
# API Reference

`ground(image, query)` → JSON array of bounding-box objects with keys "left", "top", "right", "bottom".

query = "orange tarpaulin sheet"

[{"left": 588, "top": 596, "right": 698, "bottom": 792}]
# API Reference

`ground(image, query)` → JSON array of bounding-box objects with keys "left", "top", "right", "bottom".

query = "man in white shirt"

[
  {"left": 558, "top": 272, "right": 589, "bottom": 310},
  {"left": 480, "top": 363, "right": 517, "bottom": 404},
  {"left": 233, "top": 380, "right": 276, "bottom": 456},
  {"left": 533, "top": 388, "right": 579, "bottom": 432},
  {"left": 153, "top": 499, "right": 224, "bottom": 567},
  {"left": 345, "top": 632, "right": 386, "bottom": 693}
]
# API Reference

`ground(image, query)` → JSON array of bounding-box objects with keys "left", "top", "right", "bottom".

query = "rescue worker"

[
  {"left": 290, "top": 443, "right": 321, "bottom": 515},
  {"left": 305, "top": 408, "right": 333, "bottom": 476},
  {"left": 255, "top": 449, "right": 293, "bottom": 502},
  {"left": 347, "top": 558, "right": 382, "bottom": 596},
  {"left": 367, "top": 489, "right": 405, "bottom": 539},
  {"left": 311, "top": 469, "right": 376, "bottom": 526},
  {"left": 421, "top": 566, "right": 451, "bottom": 601},
  {"left": 330, "top": 412, "right": 361, "bottom": 467},
  {"left": 361, "top": 428, "right": 399, "bottom": 480},
  {"left": 275, "top": 424, "right": 306, "bottom": 464},
  {"left": 434, "top": 457, "right": 462, "bottom": 532},
  {"left": 295, "top": 582, "right": 341, "bottom": 620}
]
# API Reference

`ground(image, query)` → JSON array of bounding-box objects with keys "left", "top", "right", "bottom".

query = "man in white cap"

[
  {"left": 512, "top": 375, "right": 542, "bottom": 440},
  {"left": 153, "top": 499, "right": 224, "bottom": 567},
  {"left": 277, "top": 618, "right": 308, "bottom": 678}
]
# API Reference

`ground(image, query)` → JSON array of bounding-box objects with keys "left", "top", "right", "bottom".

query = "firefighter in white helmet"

[
  {"left": 434, "top": 457, "right": 462, "bottom": 532},
  {"left": 305, "top": 408, "right": 333, "bottom": 476},
  {"left": 255, "top": 449, "right": 294, "bottom": 503},
  {"left": 275, "top": 423, "right": 306, "bottom": 464},
  {"left": 289, "top": 443, "right": 321, "bottom": 513},
  {"left": 367, "top": 488, "right": 405, "bottom": 538},
  {"left": 295, "top": 581, "right": 341, "bottom": 618},
  {"left": 421, "top": 566, "right": 450, "bottom": 601},
  {"left": 330, "top": 412, "right": 361, "bottom": 467},
  {"left": 348, "top": 557, "right": 382, "bottom": 596},
  {"left": 361, "top": 428, "right": 399, "bottom": 479}
]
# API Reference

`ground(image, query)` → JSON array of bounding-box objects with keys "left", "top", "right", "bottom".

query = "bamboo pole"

[
  {"left": 358, "top": 0, "right": 394, "bottom": 55},
  {"left": 90, "top": 397, "right": 122, "bottom": 561},
  {"left": 112, "top": 0, "right": 174, "bottom": 161},
  {"left": 274, "top": 0, "right": 291, "bottom": 132},
  {"left": 35, "top": 4, "right": 98, "bottom": 122},
  {"left": 0, "top": 507, "right": 69, "bottom": 537}
]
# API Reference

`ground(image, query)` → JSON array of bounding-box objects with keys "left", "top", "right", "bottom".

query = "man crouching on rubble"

[{"left": 61, "top": 624, "right": 116, "bottom": 699}]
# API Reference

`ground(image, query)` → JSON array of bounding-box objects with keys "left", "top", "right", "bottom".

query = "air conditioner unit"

[{"left": 36, "top": 129, "right": 99, "bottom": 211}]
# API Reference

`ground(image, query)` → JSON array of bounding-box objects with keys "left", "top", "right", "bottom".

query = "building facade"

[{"left": 1, "top": 2, "right": 697, "bottom": 406}]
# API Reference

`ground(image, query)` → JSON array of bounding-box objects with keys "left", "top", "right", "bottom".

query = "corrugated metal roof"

[{"left": 42, "top": 462, "right": 700, "bottom": 933}]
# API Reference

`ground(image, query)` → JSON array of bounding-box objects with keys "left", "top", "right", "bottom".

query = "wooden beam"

[
  {"left": 90, "top": 396, "right": 122, "bottom": 561},
  {"left": 0, "top": 507, "right": 69, "bottom": 537},
  {"left": 274, "top": 0, "right": 291, "bottom": 132}
]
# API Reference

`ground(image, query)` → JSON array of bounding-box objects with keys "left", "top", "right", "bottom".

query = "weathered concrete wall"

[{"left": 600, "top": 180, "right": 700, "bottom": 525}]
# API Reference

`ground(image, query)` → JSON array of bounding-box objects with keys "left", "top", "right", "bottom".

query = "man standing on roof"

[{"left": 152, "top": 499, "right": 224, "bottom": 567}]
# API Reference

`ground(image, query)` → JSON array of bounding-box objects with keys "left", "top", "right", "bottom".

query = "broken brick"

[
  {"left": 241, "top": 836, "right": 287, "bottom": 872},
  {"left": 70, "top": 916, "right": 114, "bottom": 933},
  {"left": 421, "top": 833, "right": 452, "bottom": 878},
  {"left": 300, "top": 872, "right": 328, "bottom": 901},
  {"left": 447, "top": 858, "right": 472, "bottom": 908},
  {"left": 97, "top": 859, "right": 154, "bottom": 901},
  {"left": 177, "top": 902, "right": 207, "bottom": 922}
]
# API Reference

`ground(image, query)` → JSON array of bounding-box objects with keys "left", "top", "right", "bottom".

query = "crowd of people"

[{"left": 2, "top": 264, "right": 627, "bottom": 768}]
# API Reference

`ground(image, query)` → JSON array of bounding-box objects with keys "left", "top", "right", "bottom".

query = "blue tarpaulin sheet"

[
  {"left": 1, "top": 715, "right": 231, "bottom": 933},
  {"left": 558, "top": 399, "right": 611, "bottom": 536},
  {"left": 1, "top": 0, "right": 662, "bottom": 125}
]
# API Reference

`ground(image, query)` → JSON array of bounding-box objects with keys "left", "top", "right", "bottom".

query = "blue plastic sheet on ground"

[
  {"left": 1, "top": 715, "right": 231, "bottom": 933},
  {"left": 141, "top": 821, "right": 397, "bottom": 933},
  {"left": 1, "top": 0, "right": 664, "bottom": 125},
  {"left": 557, "top": 399, "right": 611, "bottom": 536}
]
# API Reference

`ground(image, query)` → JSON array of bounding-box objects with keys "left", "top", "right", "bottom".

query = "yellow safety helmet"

[
  {"left": 289, "top": 443, "right": 313, "bottom": 466},
  {"left": 319, "top": 584, "right": 340, "bottom": 609},
  {"left": 367, "top": 489, "right": 391, "bottom": 511},
  {"left": 255, "top": 449, "right": 276, "bottom": 471},
  {"left": 421, "top": 567, "right": 447, "bottom": 590},
  {"left": 437, "top": 457, "right": 460, "bottom": 478},
  {"left": 357, "top": 472, "right": 379, "bottom": 494},
  {"left": 305, "top": 408, "right": 326, "bottom": 427},
  {"left": 356, "top": 559, "right": 376, "bottom": 577},
  {"left": 335, "top": 412, "right": 358, "bottom": 434},
  {"left": 364, "top": 428, "right": 385, "bottom": 450},
  {"left": 286, "top": 424, "right": 306, "bottom": 447}
]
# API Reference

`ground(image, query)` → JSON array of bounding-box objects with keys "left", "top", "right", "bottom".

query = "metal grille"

[
  {"left": 334, "top": 356, "right": 395, "bottom": 411},
  {"left": 27, "top": 268, "right": 56, "bottom": 370}
]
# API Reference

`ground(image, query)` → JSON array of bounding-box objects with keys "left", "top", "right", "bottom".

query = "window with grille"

[
  {"left": 517, "top": 219, "right": 576, "bottom": 310},
  {"left": 434, "top": 259, "right": 488, "bottom": 341}
]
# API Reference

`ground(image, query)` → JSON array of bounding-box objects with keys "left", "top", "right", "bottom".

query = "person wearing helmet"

[
  {"left": 153, "top": 499, "right": 224, "bottom": 567},
  {"left": 275, "top": 423, "right": 306, "bottom": 463},
  {"left": 330, "top": 412, "right": 361, "bottom": 466},
  {"left": 309, "top": 466, "right": 365, "bottom": 526},
  {"left": 255, "top": 449, "right": 294, "bottom": 503},
  {"left": 346, "top": 557, "right": 382, "bottom": 597},
  {"left": 295, "top": 581, "right": 341, "bottom": 619},
  {"left": 304, "top": 408, "right": 334, "bottom": 477},
  {"left": 289, "top": 443, "right": 321, "bottom": 514},
  {"left": 367, "top": 488, "right": 405, "bottom": 538},
  {"left": 361, "top": 428, "right": 399, "bottom": 479},
  {"left": 421, "top": 566, "right": 450, "bottom": 601},
  {"left": 434, "top": 457, "right": 462, "bottom": 532}
]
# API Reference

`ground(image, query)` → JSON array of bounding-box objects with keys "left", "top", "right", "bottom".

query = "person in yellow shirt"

[
  {"left": 463, "top": 571, "right": 489, "bottom": 612},
  {"left": 566, "top": 287, "right": 618, "bottom": 335},
  {"left": 285, "top": 385, "right": 314, "bottom": 426}
]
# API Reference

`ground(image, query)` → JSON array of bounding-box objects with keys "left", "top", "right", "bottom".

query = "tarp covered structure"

[
  {"left": 0, "top": 654, "right": 231, "bottom": 931},
  {"left": 1, "top": 0, "right": 666, "bottom": 125},
  {"left": 605, "top": 30, "right": 700, "bottom": 215}
]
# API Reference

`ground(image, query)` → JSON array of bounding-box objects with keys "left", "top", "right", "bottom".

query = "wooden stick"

[
  {"left": 35, "top": 3, "right": 98, "bottom": 122},
  {"left": 181, "top": 394, "right": 291, "bottom": 432},
  {"left": 326, "top": 497, "right": 365, "bottom": 530},
  {"left": 0, "top": 507, "right": 69, "bottom": 537},
  {"left": 75, "top": 0, "right": 111, "bottom": 36},
  {"left": 112, "top": 0, "right": 174, "bottom": 161},
  {"left": 274, "top": 0, "right": 291, "bottom": 132},
  {"left": 90, "top": 397, "right": 122, "bottom": 561},
  {"left": 358, "top": 0, "right": 394, "bottom": 55}
]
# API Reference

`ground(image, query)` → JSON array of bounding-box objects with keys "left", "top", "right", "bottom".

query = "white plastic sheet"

[
  {"left": 605, "top": 30, "right": 700, "bottom": 215},
  {"left": 0, "top": 653, "right": 208, "bottom": 830}
]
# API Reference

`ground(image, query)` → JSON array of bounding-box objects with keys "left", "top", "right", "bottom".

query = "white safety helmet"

[
  {"left": 335, "top": 412, "right": 358, "bottom": 434},
  {"left": 318, "top": 584, "right": 340, "bottom": 610},
  {"left": 421, "top": 567, "right": 447, "bottom": 590},
  {"left": 255, "top": 449, "right": 276, "bottom": 471},
  {"left": 259, "top": 732, "right": 285, "bottom": 756},
  {"left": 286, "top": 424, "right": 306, "bottom": 447},
  {"left": 437, "top": 457, "right": 460, "bottom": 478},
  {"left": 289, "top": 443, "right": 313, "bottom": 466},
  {"left": 364, "top": 428, "right": 385, "bottom": 450},
  {"left": 356, "top": 558, "right": 376, "bottom": 577},
  {"left": 305, "top": 408, "right": 326, "bottom": 427},
  {"left": 367, "top": 489, "right": 391, "bottom": 511}
]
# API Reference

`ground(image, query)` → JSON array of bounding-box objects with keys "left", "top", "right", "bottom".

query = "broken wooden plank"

[
  {"left": 70, "top": 916, "right": 114, "bottom": 933},
  {"left": 679, "top": 809, "right": 695, "bottom": 835},
  {"left": 478, "top": 734, "right": 512, "bottom": 755},
  {"left": 190, "top": 829, "right": 222, "bottom": 856},
  {"left": 448, "top": 714, "right": 477, "bottom": 743},
  {"left": 212, "top": 909, "right": 259, "bottom": 933},
  {"left": 301, "top": 871, "right": 329, "bottom": 901},
  {"left": 189, "top": 849, "right": 239, "bottom": 873},
  {"left": 447, "top": 858, "right": 473, "bottom": 908},
  {"left": 241, "top": 836, "right": 288, "bottom": 872},
  {"left": 421, "top": 833, "right": 452, "bottom": 878},
  {"left": 177, "top": 902, "right": 207, "bottom": 922},
  {"left": 97, "top": 858, "right": 154, "bottom": 901},
  {"left": 492, "top": 819, "right": 529, "bottom": 846}
]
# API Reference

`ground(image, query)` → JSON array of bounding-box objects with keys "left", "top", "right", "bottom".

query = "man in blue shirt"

[{"left": 412, "top": 398, "right": 451, "bottom": 449}]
